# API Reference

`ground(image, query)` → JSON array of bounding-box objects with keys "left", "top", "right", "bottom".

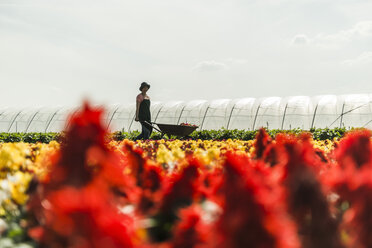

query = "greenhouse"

[{"left": 1, "top": 94, "right": 372, "bottom": 133}]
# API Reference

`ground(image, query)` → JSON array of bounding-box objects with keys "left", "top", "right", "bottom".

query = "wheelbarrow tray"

[{"left": 154, "top": 123, "right": 198, "bottom": 137}]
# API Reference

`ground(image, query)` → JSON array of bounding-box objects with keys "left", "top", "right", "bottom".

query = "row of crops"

[
  {"left": 0, "top": 127, "right": 348, "bottom": 143},
  {"left": 1, "top": 103, "right": 372, "bottom": 247}
]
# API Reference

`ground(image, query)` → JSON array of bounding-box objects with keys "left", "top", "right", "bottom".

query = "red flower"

[
  {"left": 41, "top": 185, "right": 134, "bottom": 248},
  {"left": 214, "top": 151, "right": 300, "bottom": 248},
  {"left": 327, "top": 131, "right": 372, "bottom": 247},
  {"left": 27, "top": 102, "right": 135, "bottom": 247},
  {"left": 159, "top": 158, "right": 203, "bottom": 212},
  {"left": 280, "top": 134, "right": 344, "bottom": 248},
  {"left": 335, "top": 129, "right": 372, "bottom": 168},
  {"left": 171, "top": 205, "right": 210, "bottom": 248},
  {"left": 327, "top": 164, "right": 372, "bottom": 247},
  {"left": 253, "top": 128, "right": 272, "bottom": 160},
  {"left": 147, "top": 157, "right": 203, "bottom": 243},
  {"left": 137, "top": 162, "right": 165, "bottom": 215}
]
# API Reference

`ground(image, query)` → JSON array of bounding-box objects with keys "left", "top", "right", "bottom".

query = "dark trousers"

[{"left": 135, "top": 121, "right": 153, "bottom": 140}]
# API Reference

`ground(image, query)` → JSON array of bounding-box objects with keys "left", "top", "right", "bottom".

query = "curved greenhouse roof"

[{"left": 2, "top": 94, "right": 372, "bottom": 133}]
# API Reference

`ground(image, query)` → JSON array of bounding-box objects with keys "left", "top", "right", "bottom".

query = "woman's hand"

[{"left": 135, "top": 117, "right": 139, "bottom": 122}]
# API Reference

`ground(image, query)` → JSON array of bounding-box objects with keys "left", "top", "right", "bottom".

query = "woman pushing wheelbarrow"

[
  {"left": 134, "top": 81, "right": 199, "bottom": 140},
  {"left": 135, "top": 82, "right": 153, "bottom": 140}
]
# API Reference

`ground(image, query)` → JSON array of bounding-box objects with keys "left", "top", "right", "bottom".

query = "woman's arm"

[
  {"left": 135, "top": 94, "right": 141, "bottom": 121},
  {"left": 135, "top": 103, "right": 140, "bottom": 121}
]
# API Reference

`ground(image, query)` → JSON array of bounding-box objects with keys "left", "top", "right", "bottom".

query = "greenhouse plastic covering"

[{"left": 2, "top": 94, "right": 372, "bottom": 133}]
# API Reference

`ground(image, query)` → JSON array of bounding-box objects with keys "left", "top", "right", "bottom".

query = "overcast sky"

[{"left": 1, "top": 0, "right": 372, "bottom": 108}]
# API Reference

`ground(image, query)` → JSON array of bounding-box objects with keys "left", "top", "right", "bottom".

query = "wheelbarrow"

[{"left": 144, "top": 121, "right": 198, "bottom": 139}]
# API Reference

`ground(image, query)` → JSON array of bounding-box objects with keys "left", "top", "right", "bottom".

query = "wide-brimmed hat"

[{"left": 139, "top": 82, "right": 150, "bottom": 91}]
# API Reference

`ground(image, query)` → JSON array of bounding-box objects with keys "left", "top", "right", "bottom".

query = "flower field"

[{"left": 1, "top": 103, "right": 372, "bottom": 248}]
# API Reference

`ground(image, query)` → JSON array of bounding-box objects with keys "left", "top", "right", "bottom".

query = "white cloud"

[
  {"left": 314, "top": 21, "right": 372, "bottom": 48},
  {"left": 291, "top": 34, "right": 310, "bottom": 46},
  {"left": 353, "top": 21, "right": 372, "bottom": 36},
  {"left": 225, "top": 58, "right": 248, "bottom": 65},
  {"left": 291, "top": 21, "right": 372, "bottom": 49},
  {"left": 193, "top": 60, "right": 228, "bottom": 72},
  {"left": 341, "top": 51, "right": 372, "bottom": 66}
]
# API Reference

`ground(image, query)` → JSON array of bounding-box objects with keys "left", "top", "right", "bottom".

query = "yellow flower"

[
  {"left": 0, "top": 143, "right": 30, "bottom": 175},
  {"left": 7, "top": 172, "right": 33, "bottom": 205},
  {"left": 156, "top": 144, "right": 174, "bottom": 165},
  {"left": 171, "top": 147, "right": 185, "bottom": 161}
]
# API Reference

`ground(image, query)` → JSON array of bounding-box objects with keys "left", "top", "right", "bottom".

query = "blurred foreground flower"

[{"left": 27, "top": 102, "right": 135, "bottom": 248}]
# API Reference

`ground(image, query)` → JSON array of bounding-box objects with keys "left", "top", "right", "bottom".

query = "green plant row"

[
  {"left": 0, "top": 127, "right": 352, "bottom": 143},
  {"left": 0, "top": 132, "right": 61, "bottom": 143},
  {"left": 113, "top": 127, "right": 349, "bottom": 141}
]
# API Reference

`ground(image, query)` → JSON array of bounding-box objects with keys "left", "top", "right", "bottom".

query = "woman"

[{"left": 135, "top": 82, "right": 153, "bottom": 140}]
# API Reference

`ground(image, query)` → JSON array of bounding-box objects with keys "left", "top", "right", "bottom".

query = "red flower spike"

[
  {"left": 335, "top": 129, "right": 372, "bottom": 169},
  {"left": 342, "top": 183, "right": 372, "bottom": 248},
  {"left": 281, "top": 137, "right": 344, "bottom": 248},
  {"left": 253, "top": 128, "right": 272, "bottom": 159},
  {"left": 137, "top": 163, "right": 165, "bottom": 215},
  {"left": 262, "top": 143, "right": 281, "bottom": 167},
  {"left": 147, "top": 158, "right": 203, "bottom": 243},
  {"left": 279, "top": 133, "right": 325, "bottom": 175},
  {"left": 142, "top": 163, "right": 164, "bottom": 193},
  {"left": 47, "top": 102, "right": 109, "bottom": 188},
  {"left": 121, "top": 141, "right": 147, "bottom": 187},
  {"left": 199, "top": 168, "right": 224, "bottom": 205},
  {"left": 27, "top": 102, "right": 136, "bottom": 248},
  {"left": 171, "top": 205, "right": 210, "bottom": 248},
  {"left": 41, "top": 186, "right": 134, "bottom": 248},
  {"left": 159, "top": 157, "right": 203, "bottom": 213},
  {"left": 214, "top": 151, "right": 300, "bottom": 248},
  {"left": 328, "top": 134, "right": 372, "bottom": 248}
]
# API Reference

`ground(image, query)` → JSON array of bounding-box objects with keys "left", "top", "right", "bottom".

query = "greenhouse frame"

[{"left": 1, "top": 94, "right": 372, "bottom": 133}]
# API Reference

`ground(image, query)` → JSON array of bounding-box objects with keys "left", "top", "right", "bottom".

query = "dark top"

[{"left": 138, "top": 99, "right": 151, "bottom": 122}]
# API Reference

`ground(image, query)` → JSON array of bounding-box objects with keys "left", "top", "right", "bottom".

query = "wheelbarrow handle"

[{"left": 143, "top": 121, "right": 162, "bottom": 133}]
